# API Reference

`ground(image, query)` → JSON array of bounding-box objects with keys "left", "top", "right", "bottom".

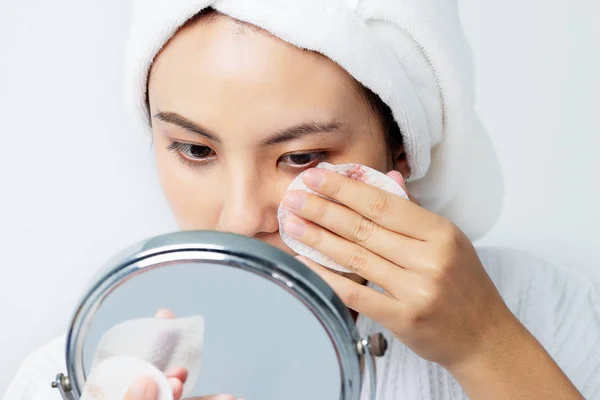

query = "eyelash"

[
  {"left": 166, "top": 141, "right": 328, "bottom": 170},
  {"left": 167, "top": 142, "right": 215, "bottom": 168}
]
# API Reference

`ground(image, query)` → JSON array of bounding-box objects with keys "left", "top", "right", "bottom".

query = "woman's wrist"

[{"left": 446, "top": 313, "right": 583, "bottom": 400}]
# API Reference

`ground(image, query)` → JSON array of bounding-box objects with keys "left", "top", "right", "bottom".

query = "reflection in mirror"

[{"left": 81, "top": 261, "right": 342, "bottom": 399}]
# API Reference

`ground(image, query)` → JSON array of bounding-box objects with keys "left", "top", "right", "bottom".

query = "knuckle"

[
  {"left": 422, "top": 247, "right": 445, "bottom": 273},
  {"left": 437, "top": 220, "right": 464, "bottom": 247},
  {"left": 328, "top": 179, "right": 342, "bottom": 198},
  {"left": 405, "top": 291, "right": 437, "bottom": 328},
  {"left": 351, "top": 217, "right": 376, "bottom": 243},
  {"left": 366, "top": 192, "right": 391, "bottom": 219},
  {"left": 431, "top": 264, "right": 450, "bottom": 282},
  {"left": 341, "top": 288, "right": 361, "bottom": 309},
  {"left": 312, "top": 199, "right": 328, "bottom": 222},
  {"left": 404, "top": 309, "right": 426, "bottom": 329},
  {"left": 417, "top": 285, "right": 438, "bottom": 310},
  {"left": 303, "top": 226, "right": 322, "bottom": 247},
  {"left": 427, "top": 248, "right": 454, "bottom": 281},
  {"left": 347, "top": 250, "right": 369, "bottom": 274}
]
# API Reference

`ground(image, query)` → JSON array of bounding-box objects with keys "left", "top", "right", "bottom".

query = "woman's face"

[{"left": 147, "top": 14, "right": 407, "bottom": 255}]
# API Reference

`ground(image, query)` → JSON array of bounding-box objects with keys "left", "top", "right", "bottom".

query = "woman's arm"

[
  {"left": 449, "top": 313, "right": 583, "bottom": 400},
  {"left": 450, "top": 249, "right": 600, "bottom": 400}
]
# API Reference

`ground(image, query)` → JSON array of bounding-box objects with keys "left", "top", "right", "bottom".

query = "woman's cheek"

[{"left": 155, "top": 151, "right": 221, "bottom": 230}]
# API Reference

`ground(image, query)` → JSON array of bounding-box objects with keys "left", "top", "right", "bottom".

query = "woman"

[{"left": 4, "top": 0, "right": 600, "bottom": 399}]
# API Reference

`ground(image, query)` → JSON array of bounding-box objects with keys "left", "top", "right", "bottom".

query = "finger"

[
  {"left": 123, "top": 376, "right": 158, "bottom": 400},
  {"left": 282, "top": 190, "right": 428, "bottom": 269},
  {"left": 302, "top": 168, "right": 445, "bottom": 240},
  {"left": 296, "top": 256, "right": 404, "bottom": 326},
  {"left": 168, "top": 377, "right": 183, "bottom": 400},
  {"left": 284, "top": 215, "right": 412, "bottom": 295},
  {"left": 385, "top": 171, "right": 420, "bottom": 205},
  {"left": 165, "top": 367, "right": 188, "bottom": 384},
  {"left": 155, "top": 309, "right": 176, "bottom": 319}
]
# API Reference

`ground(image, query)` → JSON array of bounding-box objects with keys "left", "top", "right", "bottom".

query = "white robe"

[{"left": 3, "top": 248, "right": 600, "bottom": 399}]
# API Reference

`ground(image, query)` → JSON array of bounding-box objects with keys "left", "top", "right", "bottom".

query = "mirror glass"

[{"left": 80, "top": 260, "right": 342, "bottom": 399}]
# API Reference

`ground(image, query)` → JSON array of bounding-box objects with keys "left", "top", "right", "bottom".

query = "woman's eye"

[
  {"left": 185, "top": 144, "right": 213, "bottom": 159},
  {"left": 166, "top": 142, "right": 216, "bottom": 168},
  {"left": 168, "top": 142, "right": 215, "bottom": 160},
  {"left": 280, "top": 152, "right": 326, "bottom": 167}
]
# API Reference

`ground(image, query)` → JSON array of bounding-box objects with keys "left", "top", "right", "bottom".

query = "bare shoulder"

[{"left": 3, "top": 335, "right": 66, "bottom": 400}]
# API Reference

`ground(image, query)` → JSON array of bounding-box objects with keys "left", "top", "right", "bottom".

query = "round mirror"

[{"left": 54, "top": 231, "right": 382, "bottom": 400}]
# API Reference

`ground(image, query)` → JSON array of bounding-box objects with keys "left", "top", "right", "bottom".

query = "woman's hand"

[
  {"left": 282, "top": 167, "right": 514, "bottom": 369},
  {"left": 123, "top": 375, "right": 238, "bottom": 400},
  {"left": 282, "top": 168, "right": 585, "bottom": 399}
]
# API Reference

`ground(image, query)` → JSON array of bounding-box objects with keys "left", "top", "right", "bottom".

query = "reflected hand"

[
  {"left": 123, "top": 376, "right": 240, "bottom": 400},
  {"left": 154, "top": 309, "right": 188, "bottom": 400},
  {"left": 130, "top": 309, "right": 242, "bottom": 400}
]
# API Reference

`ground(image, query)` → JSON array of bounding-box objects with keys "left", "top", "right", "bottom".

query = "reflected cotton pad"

[
  {"left": 91, "top": 316, "right": 204, "bottom": 397},
  {"left": 278, "top": 162, "right": 409, "bottom": 273},
  {"left": 82, "top": 356, "right": 173, "bottom": 400}
]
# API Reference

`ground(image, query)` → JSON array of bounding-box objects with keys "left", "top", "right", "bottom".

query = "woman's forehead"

[
  {"left": 147, "top": 14, "right": 370, "bottom": 144},
  {"left": 148, "top": 14, "right": 362, "bottom": 109}
]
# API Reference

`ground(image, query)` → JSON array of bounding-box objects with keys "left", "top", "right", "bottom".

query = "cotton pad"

[
  {"left": 278, "top": 162, "right": 409, "bottom": 273},
  {"left": 82, "top": 356, "right": 173, "bottom": 400},
  {"left": 91, "top": 315, "right": 205, "bottom": 397}
]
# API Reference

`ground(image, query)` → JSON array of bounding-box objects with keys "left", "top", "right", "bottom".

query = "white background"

[{"left": 0, "top": 0, "right": 598, "bottom": 393}]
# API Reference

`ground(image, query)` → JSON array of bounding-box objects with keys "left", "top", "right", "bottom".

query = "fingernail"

[
  {"left": 303, "top": 168, "right": 325, "bottom": 188},
  {"left": 155, "top": 309, "right": 175, "bottom": 319},
  {"left": 282, "top": 191, "right": 307, "bottom": 210},
  {"left": 284, "top": 217, "right": 306, "bottom": 237},
  {"left": 165, "top": 366, "right": 188, "bottom": 382}
]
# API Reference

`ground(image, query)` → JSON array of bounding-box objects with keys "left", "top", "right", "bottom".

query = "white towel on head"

[
  {"left": 87, "top": 316, "right": 205, "bottom": 398},
  {"left": 124, "top": 0, "right": 504, "bottom": 240}
]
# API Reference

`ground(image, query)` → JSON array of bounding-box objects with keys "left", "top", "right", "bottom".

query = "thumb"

[{"left": 123, "top": 376, "right": 159, "bottom": 400}]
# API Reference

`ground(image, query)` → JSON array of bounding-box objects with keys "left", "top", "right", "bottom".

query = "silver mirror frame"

[{"left": 54, "top": 231, "right": 384, "bottom": 400}]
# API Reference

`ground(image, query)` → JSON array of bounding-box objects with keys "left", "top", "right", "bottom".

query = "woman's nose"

[{"left": 217, "top": 183, "right": 279, "bottom": 237}]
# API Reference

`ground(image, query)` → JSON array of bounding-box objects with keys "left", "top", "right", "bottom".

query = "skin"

[{"left": 125, "top": 12, "right": 583, "bottom": 400}]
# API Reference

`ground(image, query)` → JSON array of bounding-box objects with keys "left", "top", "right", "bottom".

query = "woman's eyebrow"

[
  {"left": 153, "top": 111, "right": 343, "bottom": 145},
  {"left": 260, "top": 121, "right": 344, "bottom": 146},
  {"left": 153, "top": 111, "right": 221, "bottom": 143}
]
